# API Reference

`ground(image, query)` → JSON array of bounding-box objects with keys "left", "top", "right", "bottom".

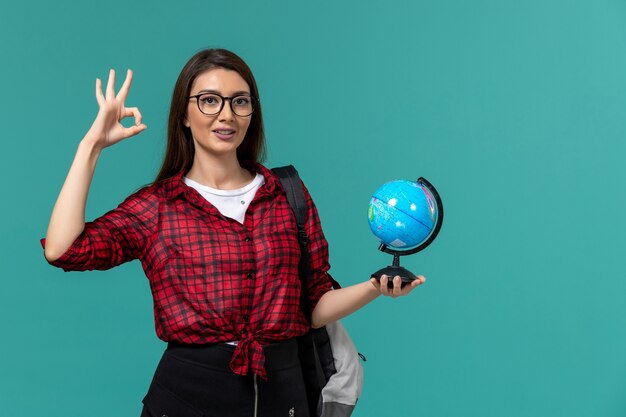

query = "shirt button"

[
  {"left": 247, "top": 272, "right": 254, "bottom": 279},
  {"left": 244, "top": 237, "right": 251, "bottom": 242}
]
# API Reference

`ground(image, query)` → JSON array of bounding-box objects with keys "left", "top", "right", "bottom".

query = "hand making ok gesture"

[{"left": 85, "top": 69, "right": 147, "bottom": 150}]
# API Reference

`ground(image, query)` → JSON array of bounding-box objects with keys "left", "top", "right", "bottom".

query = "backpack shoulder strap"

[
  {"left": 272, "top": 165, "right": 341, "bottom": 313},
  {"left": 273, "top": 165, "right": 332, "bottom": 392},
  {"left": 271, "top": 165, "right": 308, "bottom": 236},
  {"left": 272, "top": 165, "right": 314, "bottom": 318}
]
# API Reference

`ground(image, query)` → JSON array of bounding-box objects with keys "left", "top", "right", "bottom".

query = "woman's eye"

[
  {"left": 233, "top": 97, "right": 250, "bottom": 106},
  {"left": 200, "top": 95, "right": 219, "bottom": 105}
]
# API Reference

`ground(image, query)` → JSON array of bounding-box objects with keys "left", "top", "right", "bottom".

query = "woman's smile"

[{"left": 212, "top": 127, "right": 237, "bottom": 140}]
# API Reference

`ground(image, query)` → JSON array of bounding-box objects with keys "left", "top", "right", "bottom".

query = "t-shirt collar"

[{"left": 160, "top": 161, "right": 284, "bottom": 201}]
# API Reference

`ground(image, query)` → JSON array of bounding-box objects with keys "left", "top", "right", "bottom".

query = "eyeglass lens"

[{"left": 197, "top": 94, "right": 254, "bottom": 116}]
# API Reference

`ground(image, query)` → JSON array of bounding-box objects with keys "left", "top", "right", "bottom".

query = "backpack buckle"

[{"left": 298, "top": 229, "right": 309, "bottom": 246}]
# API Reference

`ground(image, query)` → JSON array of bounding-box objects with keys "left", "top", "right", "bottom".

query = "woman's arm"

[
  {"left": 310, "top": 274, "right": 426, "bottom": 329},
  {"left": 43, "top": 139, "right": 102, "bottom": 262},
  {"left": 43, "top": 69, "right": 146, "bottom": 262}
]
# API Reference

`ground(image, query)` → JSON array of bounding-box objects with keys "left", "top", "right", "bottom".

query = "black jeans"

[{"left": 140, "top": 338, "right": 310, "bottom": 417}]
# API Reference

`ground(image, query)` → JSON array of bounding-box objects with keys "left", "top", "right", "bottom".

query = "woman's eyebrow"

[{"left": 195, "top": 88, "right": 251, "bottom": 95}]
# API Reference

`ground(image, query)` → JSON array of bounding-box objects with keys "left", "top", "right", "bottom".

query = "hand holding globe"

[
  {"left": 369, "top": 273, "right": 426, "bottom": 298},
  {"left": 367, "top": 177, "right": 443, "bottom": 290}
]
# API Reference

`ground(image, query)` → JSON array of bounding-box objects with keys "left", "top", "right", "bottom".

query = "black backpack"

[{"left": 272, "top": 165, "right": 364, "bottom": 417}]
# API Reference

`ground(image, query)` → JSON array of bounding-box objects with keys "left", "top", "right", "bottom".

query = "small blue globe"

[{"left": 368, "top": 180, "right": 438, "bottom": 249}]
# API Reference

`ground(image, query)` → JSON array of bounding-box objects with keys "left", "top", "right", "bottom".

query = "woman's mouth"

[{"left": 213, "top": 129, "right": 236, "bottom": 140}]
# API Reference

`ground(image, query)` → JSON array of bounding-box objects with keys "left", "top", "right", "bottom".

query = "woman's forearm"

[
  {"left": 43, "top": 136, "right": 102, "bottom": 262},
  {"left": 44, "top": 70, "right": 147, "bottom": 263},
  {"left": 311, "top": 280, "right": 381, "bottom": 328}
]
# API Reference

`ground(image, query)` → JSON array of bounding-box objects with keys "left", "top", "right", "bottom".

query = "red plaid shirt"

[{"left": 40, "top": 162, "right": 333, "bottom": 380}]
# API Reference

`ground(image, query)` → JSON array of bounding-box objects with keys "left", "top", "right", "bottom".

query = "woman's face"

[{"left": 184, "top": 68, "right": 252, "bottom": 159}]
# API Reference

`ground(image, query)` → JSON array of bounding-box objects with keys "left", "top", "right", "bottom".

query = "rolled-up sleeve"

[
  {"left": 40, "top": 187, "right": 156, "bottom": 272},
  {"left": 300, "top": 180, "right": 334, "bottom": 312}
]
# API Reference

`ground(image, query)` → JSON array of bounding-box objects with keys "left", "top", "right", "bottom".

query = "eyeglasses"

[{"left": 188, "top": 92, "right": 256, "bottom": 117}]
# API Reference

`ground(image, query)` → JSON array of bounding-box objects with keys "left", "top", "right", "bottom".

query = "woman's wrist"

[{"left": 79, "top": 133, "right": 104, "bottom": 156}]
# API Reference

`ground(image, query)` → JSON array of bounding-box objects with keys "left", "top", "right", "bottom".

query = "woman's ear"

[{"left": 183, "top": 118, "right": 190, "bottom": 128}]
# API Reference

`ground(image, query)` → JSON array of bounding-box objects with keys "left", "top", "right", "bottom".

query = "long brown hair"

[{"left": 153, "top": 48, "right": 266, "bottom": 184}]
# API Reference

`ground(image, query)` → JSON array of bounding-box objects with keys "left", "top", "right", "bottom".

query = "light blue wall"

[{"left": 2, "top": 0, "right": 626, "bottom": 415}]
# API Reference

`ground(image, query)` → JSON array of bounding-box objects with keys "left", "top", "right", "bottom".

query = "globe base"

[{"left": 371, "top": 266, "right": 417, "bottom": 289}]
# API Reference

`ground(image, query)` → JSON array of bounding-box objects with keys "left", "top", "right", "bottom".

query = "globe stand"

[
  {"left": 371, "top": 177, "right": 444, "bottom": 289},
  {"left": 371, "top": 251, "right": 417, "bottom": 288}
]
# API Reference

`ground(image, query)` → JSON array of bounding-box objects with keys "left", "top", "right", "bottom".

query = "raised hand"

[{"left": 85, "top": 68, "right": 147, "bottom": 150}]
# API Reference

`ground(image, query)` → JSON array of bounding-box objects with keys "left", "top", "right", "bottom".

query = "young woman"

[{"left": 41, "top": 48, "right": 426, "bottom": 417}]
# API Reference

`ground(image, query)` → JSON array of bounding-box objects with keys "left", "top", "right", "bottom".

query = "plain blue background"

[{"left": 2, "top": 0, "right": 626, "bottom": 416}]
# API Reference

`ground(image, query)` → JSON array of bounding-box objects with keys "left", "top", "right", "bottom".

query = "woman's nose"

[{"left": 218, "top": 98, "right": 235, "bottom": 121}]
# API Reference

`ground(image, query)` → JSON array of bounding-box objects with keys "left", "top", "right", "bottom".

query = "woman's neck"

[{"left": 186, "top": 154, "right": 255, "bottom": 190}]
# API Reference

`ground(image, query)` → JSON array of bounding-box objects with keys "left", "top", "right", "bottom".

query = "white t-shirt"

[{"left": 183, "top": 173, "right": 265, "bottom": 225}]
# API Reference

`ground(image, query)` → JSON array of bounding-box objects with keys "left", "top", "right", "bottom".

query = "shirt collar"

[{"left": 159, "top": 161, "right": 284, "bottom": 200}]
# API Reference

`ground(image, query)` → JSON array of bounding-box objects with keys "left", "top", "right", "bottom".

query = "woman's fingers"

[
  {"left": 105, "top": 68, "right": 116, "bottom": 100},
  {"left": 121, "top": 106, "right": 146, "bottom": 138},
  {"left": 392, "top": 276, "right": 403, "bottom": 297},
  {"left": 95, "top": 78, "right": 105, "bottom": 106},
  {"left": 116, "top": 69, "right": 133, "bottom": 102},
  {"left": 89, "top": 68, "right": 145, "bottom": 147},
  {"left": 123, "top": 106, "right": 143, "bottom": 126},
  {"left": 379, "top": 275, "right": 390, "bottom": 296},
  {"left": 376, "top": 274, "right": 425, "bottom": 297},
  {"left": 123, "top": 123, "right": 147, "bottom": 138},
  {"left": 380, "top": 275, "right": 402, "bottom": 298},
  {"left": 400, "top": 276, "right": 426, "bottom": 296}
]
